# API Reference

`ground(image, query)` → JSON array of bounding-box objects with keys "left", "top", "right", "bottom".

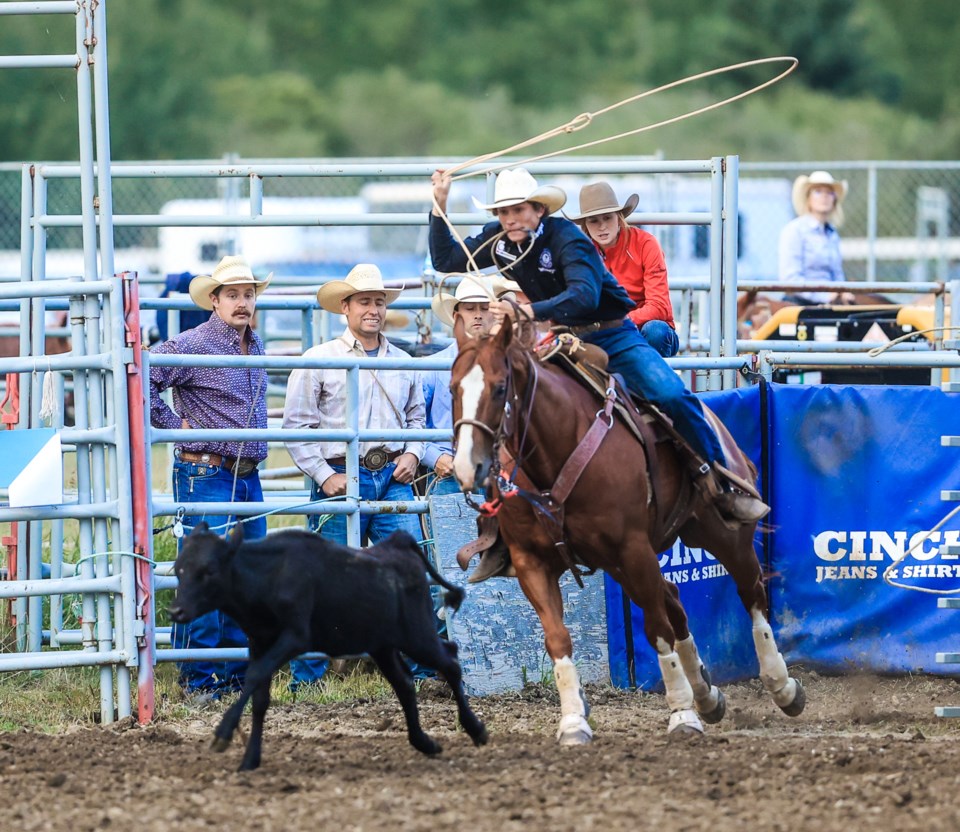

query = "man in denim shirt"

[{"left": 149, "top": 255, "right": 271, "bottom": 698}]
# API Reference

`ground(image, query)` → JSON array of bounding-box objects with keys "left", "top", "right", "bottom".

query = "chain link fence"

[{"left": 742, "top": 162, "right": 960, "bottom": 284}]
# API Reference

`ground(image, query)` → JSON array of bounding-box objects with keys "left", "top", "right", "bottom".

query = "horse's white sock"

[
  {"left": 751, "top": 608, "right": 797, "bottom": 706},
  {"left": 554, "top": 656, "right": 592, "bottom": 742},
  {"left": 675, "top": 634, "right": 719, "bottom": 709},
  {"left": 554, "top": 656, "right": 586, "bottom": 717},
  {"left": 657, "top": 650, "right": 695, "bottom": 711}
]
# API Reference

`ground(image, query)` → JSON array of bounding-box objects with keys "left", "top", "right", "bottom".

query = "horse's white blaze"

[
  {"left": 452, "top": 364, "right": 485, "bottom": 490},
  {"left": 750, "top": 607, "right": 796, "bottom": 706}
]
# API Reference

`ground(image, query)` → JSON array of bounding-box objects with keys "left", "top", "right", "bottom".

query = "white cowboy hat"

[
  {"left": 792, "top": 170, "right": 848, "bottom": 218},
  {"left": 565, "top": 181, "right": 640, "bottom": 222},
  {"left": 316, "top": 263, "right": 403, "bottom": 314},
  {"left": 471, "top": 168, "right": 567, "bottom": 216},
  {"left": 188, "top": 255, "right": 272, "bottom": 311},
  {"left": 431, "top": 276, "right": 520, "bottom": 328}
]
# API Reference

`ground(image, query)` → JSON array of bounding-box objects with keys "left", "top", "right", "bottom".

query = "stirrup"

[
  {"left": 712, "top": 461, "right": 762, "bottom": 501},
  {"left": 468, "top": 548, "right": 516, "bottom": 583},
  {"left": 715, "top": 490, "right": 770, "bottom": 524}
]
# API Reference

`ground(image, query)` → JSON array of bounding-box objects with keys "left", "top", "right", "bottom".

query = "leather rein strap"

[{"left": 551, "top": 387, "right": 616, "bottom": 504}]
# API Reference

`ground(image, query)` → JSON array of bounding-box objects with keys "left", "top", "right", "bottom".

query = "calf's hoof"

[
  {"left": 698, "top": 688, "right": 726, "bottom": 725},
  {"left": 471, "top": 725, "right": 489, "bottom": 747},
  {"left": 779, "top": 678, "right": 806, "bottom": 717},
  {"left": 556, "top": 714, "right": 593, "bottom": 746},
  {"left": 210, "top": 735, "right": 232, "bottom": 753},
  {"left": 412, "top": 735, "right": 442, "bottom": 756}
]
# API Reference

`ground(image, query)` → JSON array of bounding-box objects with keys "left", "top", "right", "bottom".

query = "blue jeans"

[
  {"left": 172, "top": 459, "right": 266, "bottom": 694},
  {"left": 586, "top": 321, "right": 723, "bottom": 464},
  {"left": 292, "top": 462, "right": 426, "bottom": 685},
  {"left": 425, "top": 472, "right": 463, "bottom": 498},
  {"left": 639, "top": 320, "right": 680, "bottom": 358}
]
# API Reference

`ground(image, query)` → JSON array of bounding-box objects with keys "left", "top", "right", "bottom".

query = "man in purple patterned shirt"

[{"left": 149, "top": 255, "right": 271, "bottom": 698}]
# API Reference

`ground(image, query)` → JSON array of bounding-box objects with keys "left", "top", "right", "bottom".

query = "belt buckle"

[{"left": 362, "top": 447, "right": 389, "bottom": 472}]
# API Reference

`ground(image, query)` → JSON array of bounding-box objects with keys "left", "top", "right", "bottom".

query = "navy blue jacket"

[{"left": 428, "top": 214, "right": 633, "bottom": 326}]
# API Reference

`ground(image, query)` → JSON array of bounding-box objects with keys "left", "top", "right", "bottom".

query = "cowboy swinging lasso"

[{"left": 427, "top": 58, "right": 805, "bottom": 743}]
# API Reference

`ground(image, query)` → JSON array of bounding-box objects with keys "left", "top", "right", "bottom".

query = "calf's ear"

[{"left": 192, "top": 521, "right": 209, "bottom": 535}]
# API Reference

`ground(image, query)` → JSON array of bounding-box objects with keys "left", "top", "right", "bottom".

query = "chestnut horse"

[{"left": 450, "top": 319, "right": 805, "bottom": 745}]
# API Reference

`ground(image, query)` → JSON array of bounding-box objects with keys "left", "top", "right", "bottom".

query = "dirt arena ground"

[{"left": 2, "top": 672, "right": 959, "bottom": 832}]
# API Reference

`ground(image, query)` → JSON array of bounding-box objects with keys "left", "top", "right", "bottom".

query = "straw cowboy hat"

[
  {"left": 316, "top": 263, "right": 403, "bottom": 314},
  {"left": 565, "top": 181, "right": 640, "bottom": 223},
  {"left": 472, "top": 168, "right": 567, "bottom": 216},
  {"left": 188, "top": 255, "right": 272, "bottom": 311},
  {"left": 431, "top": 276, "right": 520, "bottom": 328},
  {"left": 792, "top": 170, "right": 848, "bottom": 218}
]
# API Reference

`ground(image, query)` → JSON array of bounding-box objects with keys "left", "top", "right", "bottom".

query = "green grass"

[{"left": 0, "top": 658, "right": 396, "bottom": 732}]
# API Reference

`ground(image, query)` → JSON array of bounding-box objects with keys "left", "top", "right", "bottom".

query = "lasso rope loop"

[
  {"left": 867, "top": 325, "right": 960, "bottom": 358},
  {"left": 445, "top": 56, "right": 797, "bottom": 183},
  {"left": 431, "top": 56, "right": 797, "bottom": 295}
]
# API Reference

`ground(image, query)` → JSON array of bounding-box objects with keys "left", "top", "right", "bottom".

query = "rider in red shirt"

[{"left": 569, "top": 182, "right": 679, "bottom": 358}]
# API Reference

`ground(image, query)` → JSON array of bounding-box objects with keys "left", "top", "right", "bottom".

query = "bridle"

[
  {"left": 452, "top": 337, "right": 540, "bottom": 513},
  {"left": 452, "top": 328, "right": 619, "bottom": 586}
]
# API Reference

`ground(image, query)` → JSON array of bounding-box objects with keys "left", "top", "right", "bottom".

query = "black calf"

[{"left": 168, "top": 523, "right": 487, "bottom": 770}]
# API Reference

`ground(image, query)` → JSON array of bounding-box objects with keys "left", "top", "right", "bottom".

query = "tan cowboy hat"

[
  {"left": 565, "top": 181, "right": 639, "bottom": 222},
  {"left": 316, "top": 263, "right": 403, "bottom": 314},
  {"left": 792, "top": 170, "right": 848, "bottom": 217},
  {"left": 188, "top": 255, "right": 272, "bottom": 311},
  {"left": 471, "top": 168, "right": 567, "bottom": 216},
  {"left": 431, "top": 276, "right": 519, "bottom": 328}
]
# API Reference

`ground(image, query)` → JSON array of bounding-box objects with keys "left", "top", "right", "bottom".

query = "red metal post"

[{"left": 122, "top": 274, "right": 155, "bottom": 723}]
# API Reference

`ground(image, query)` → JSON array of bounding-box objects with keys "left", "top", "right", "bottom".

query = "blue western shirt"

[
  {"left": 778, "top": 214, "right": 844, "bottom": 303},
  {"left": 420, "top": 341, "right": 457, "bottom": 470}
]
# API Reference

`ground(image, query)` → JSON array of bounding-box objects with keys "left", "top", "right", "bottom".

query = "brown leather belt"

[
  {"left": 327, "top": 448, "right": 402, "bottom": 472},
  {"left": 568, "top": 318, "right": 625, "bottom": 335},
  {"left": 176, "top": 450, "right": 260, "bottom": 477}
]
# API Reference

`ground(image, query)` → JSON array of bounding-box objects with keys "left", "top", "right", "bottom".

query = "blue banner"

[
  {"left": 768, "top": 384, "right": 960, "bottom": 674},
  {"left": 606, "top": 383, "right": 960, "bottom": 688}
]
